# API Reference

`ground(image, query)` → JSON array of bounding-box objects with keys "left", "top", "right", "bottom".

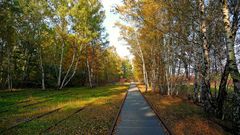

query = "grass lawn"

[
  {"left": 137, "top": 84, "right": 231, "bottom": 135},
  {"left": 0, "top": 84, "right": 129, "bottom": 135}
]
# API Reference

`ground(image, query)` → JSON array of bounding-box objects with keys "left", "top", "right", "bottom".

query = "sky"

[{"left": 100, "top": 0, "right": 132, "bottom": 59}]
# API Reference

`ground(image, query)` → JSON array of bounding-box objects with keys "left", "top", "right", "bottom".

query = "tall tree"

[{"left": 218, "top": 0, "right": 240, "bottom": 133}]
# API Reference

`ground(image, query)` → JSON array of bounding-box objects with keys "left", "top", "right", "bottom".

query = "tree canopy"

[{"left": 0, "top": 0, "right": 132, "bottom": 90}]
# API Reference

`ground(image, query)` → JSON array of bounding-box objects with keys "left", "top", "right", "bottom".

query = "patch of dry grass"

[{"left": 138, "top": 84, "right": 231, "bottom": 135}]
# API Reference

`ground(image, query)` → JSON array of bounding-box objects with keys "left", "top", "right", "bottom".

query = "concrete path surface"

[{"left": 115, "top": 83, "right": 166, "bottom": 135}]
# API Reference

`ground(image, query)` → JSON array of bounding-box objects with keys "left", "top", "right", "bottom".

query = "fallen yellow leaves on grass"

[
  {"left": 138, "top": 84, "right": 231, "bottom": 135},
  {"left": 0, "top": 85, "right": 128, "bottom": 134},
  {"left": 174, "top": 116, "right": 224, "bottom": 135},
  {"left": 47, "top": 93, "right": 126, "bottom": 135}
]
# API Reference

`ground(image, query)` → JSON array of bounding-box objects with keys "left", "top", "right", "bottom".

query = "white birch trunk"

[
  {"left": 199, "top": 0, "right": 211, "bottom": 109},
  {"left": 137, "top": 40, "right": 149, "bottom": 92},
  {"left": 87, "top": 56, "right": 92, "bottom": 88},
  {"left": 222, "top": 0, "right": 240, "bottom": 133},
  {"left": 39, "top": 49, "right": 45, "bottom": 90},
  {"left": 60, "top": 45, "right": 84, "bottom": 89},
  {"left": 60, "top": 47, "right": 76, "bottom": 89},
  {"left": 57, "top": 40, "right": 65, "bottom": 89},
  {"left": 62, "top": 56, "right": 80, "bottom": 88}
]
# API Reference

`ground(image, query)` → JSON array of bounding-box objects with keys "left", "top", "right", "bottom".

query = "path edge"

[
  {"left": 138, "top": 86, "right": 172, "bottom": 135},
  {"left": 108, "top": 85, "right": 129, "bottom": 135}
]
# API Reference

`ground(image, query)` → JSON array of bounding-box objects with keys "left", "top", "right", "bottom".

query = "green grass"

[
  {"left": 176, "top": 83, "right": 234, "bottom": 98},
  {"left": 0, "top": 84, "right": 129, "bottom": 135}
]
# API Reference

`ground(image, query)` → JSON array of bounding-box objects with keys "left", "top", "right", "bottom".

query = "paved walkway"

[{"left": 115, "top": 83, "right": 166, "bottom": 135}]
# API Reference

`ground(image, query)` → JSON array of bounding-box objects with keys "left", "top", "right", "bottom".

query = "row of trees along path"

[{"left": 116, "top": 0, "right": 240, "bottom": 134}]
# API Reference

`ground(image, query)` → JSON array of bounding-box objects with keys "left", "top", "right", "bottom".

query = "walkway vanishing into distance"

[{"left": 114, "top": 83, "right": 167, "bottom": 135}]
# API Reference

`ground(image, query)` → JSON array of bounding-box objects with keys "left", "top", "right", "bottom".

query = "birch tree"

[{"left": 218, "top": 0, "right": 240, "bottom": 133}]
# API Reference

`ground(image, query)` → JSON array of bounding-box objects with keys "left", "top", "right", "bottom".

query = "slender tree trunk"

[
  {"left": 63, "top": 56, "right": 80, "bottom": 87},
  {"left": 171, "top": 58, "right": 176, "bottom": 95},
  {"left": 53, "top": 40, "right": 58, "bottom": 78},
  {"left": 192, "top": 18, "right": 199, "bottom": 102},
  {"left": 151, "top": 61, "right": 156, "bottom": 92},
  {"left": 137, "top": 39, "right": 149, "bottom": 92},
  {"left": 221, "top": 1, "right": 240, "bottom": 133},
  {"left": 105, "top": 57, "right": 109, "bottom": 82},
  {"left": 22, "top": 50, "right": 29, "bottom": 84},
  {"left": 0, "top": 44, "right": 3, "bottom": 89},
  {"left": 193, "top": 47, "right": 200, "bottom": 102},
  {"left": 39, "top": 48, "right": 45, "bottom": 90},
  {"left": 217, "top": 59, "right": 229, "bottom": 118},
  {"left": 60, "top": 48, "right": 76, "bottom": 89},
  {"left": 199, "top": 0, "right": 212, "bottom": 111},
  {"left": 91, "top": 44, "right": 95, "bottom": 86},
  {"left": 167, "top": 36, "right": 172, "bottom": 95},
  {"left": 57, "top": 40, "right": 65, "bottom": 89},
  {"left": 7, "top": 48, "right": 12, "bottom": 90},
  {"left": 213, "top": 49, "right": 218, "bottom": 98},
  {"left": 159, "top": 66, "right": 165, "bottom": 94},
  {"left": 60, "top": 45, "right": 83, "bottom": 89},
  {"left": 183, "top": 60, "right": 189, "bottom": 80},
  {"left": 166, "top": 66, "right": 170, "bottom": 95},
  {"left": 62, "top": 56, "right": 80, "bottom": 88},
  {"left": 177, "top": 60, "right": 181, "bottom": 76},
  {"left": 87, "top": 56, "right": 92, "bottom": 88}
]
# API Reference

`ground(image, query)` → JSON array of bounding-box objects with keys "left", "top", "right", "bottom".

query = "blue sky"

[{"left": 100, "top": 0, "right": 131, "bottom": 58}]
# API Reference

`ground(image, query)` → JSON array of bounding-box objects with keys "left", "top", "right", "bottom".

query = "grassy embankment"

[
  {"left": 138, "top": 84, "right": 232, "bottom": 135},
  {"left": 0, "top": 84, "right": 129, "bottom": 135}
]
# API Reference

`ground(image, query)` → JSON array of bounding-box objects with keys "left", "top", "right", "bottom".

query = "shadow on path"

[{"left": 114, "top": 83, "right": 166, "bottom": 135}]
